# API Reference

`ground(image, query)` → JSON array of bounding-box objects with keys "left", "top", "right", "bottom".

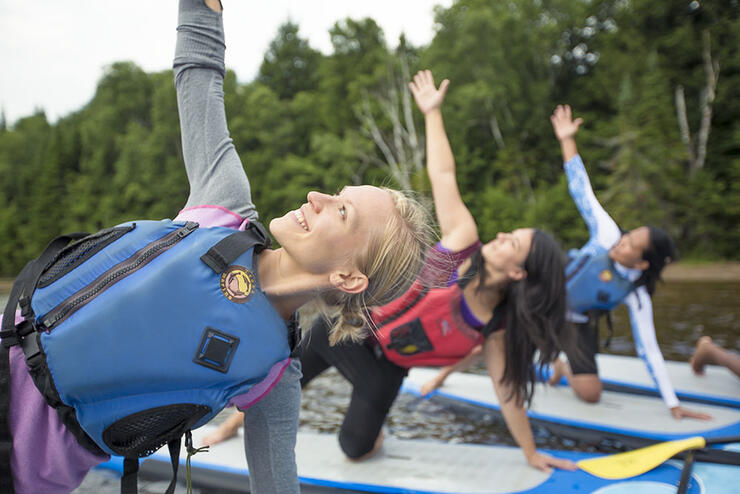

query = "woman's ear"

[
  {"left": 329, "top": 270, "right": 369, "bottom": 294},
  {"left": 508, "top": 266, "right": 527, "bottom": 281}
]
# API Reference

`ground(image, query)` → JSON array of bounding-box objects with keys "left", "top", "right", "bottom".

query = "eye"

[{"left": 339, "top": 205, "right": 347, "bottom": 220}]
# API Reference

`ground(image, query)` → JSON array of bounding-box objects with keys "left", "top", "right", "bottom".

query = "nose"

[{"left": 307, "top": 191, "right": 332, "bottom": 213}]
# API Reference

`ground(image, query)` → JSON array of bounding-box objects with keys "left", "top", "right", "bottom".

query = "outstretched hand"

[
  {"left": 670, "top": 405, "right": 712, "bottom": 421},
  {"left": 550, "top": 104, "right": 583, "bottom": 141},
  {"left": 527, "top": 451, "right": 578, "bottom": 473},
  {"left": 409, "top": 70, "right": 450, "bottom": 115}
]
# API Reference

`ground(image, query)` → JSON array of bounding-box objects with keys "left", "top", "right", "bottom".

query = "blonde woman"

[{"left": 0, "top": 1, "right": 432, "bottom": 493}]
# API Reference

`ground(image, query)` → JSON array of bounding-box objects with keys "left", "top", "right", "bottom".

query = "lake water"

[{"left": 1, "top": 280, "right": 738, "bottom": 493}]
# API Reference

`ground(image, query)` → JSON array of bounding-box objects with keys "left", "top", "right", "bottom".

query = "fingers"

[
  {"left": 411, "top": 69, "right": 441, "bottom": 90},
  {"left": 672, "top": 406, "right": 713, "bottom": 420},
  {"left": 686, "top": 410, "right": 713, "bottom": 420},
  {"left": 439, "top": 79, "right": 450, "bottom": 98},
  {"left": 550, "top": 457, "right": 578, "bottom": 471}
]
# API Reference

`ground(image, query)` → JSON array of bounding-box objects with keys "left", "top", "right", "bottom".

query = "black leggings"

[
  {"left": 565, "top": 320, "right": 600, "bottom": 375},
  {"left": 299, "top": 319, "right": 407, "bottom": 458}
]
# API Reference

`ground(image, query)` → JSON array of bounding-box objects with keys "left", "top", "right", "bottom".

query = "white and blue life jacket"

[
  {"left": 1, "top": 219, "right": 290, "bottom": 463},
  {"left": 565, "top": 246, "right": 634, "bottom": 315}
]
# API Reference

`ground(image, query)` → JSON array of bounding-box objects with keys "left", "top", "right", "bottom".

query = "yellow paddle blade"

[{"left": 577, "top": 436, "right": 707, "bottom": 480}]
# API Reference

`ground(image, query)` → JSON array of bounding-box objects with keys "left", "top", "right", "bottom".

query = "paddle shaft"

[
  {"left": 705, "top": 435, "right": 740, "bottom": 446},
  {"left": 677, "top": 450, "right": 696, "bottom": 494}
]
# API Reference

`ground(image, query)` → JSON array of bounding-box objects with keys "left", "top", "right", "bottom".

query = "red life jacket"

[{"left": 372, "top": 280, "right": 485, "bottom": 368}]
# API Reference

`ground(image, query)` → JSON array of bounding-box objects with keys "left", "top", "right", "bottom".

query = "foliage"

[{"left": 0, "top": 0, "right": 738, "bottom": 276}]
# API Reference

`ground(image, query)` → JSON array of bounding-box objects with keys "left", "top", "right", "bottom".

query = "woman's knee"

[
  {"left": 571, "top": 375, "right": 603, "bottom": 403},
  {"left": 338, "top": 429, "right": 378, "bottom": 459}
]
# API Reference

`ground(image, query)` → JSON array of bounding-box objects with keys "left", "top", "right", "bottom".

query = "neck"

[
  {"left": 257, "top": 248, "right": 333, "bottom": 319},
  {"left": 462, "top": 275, "right": 506, "bottom": 322}
]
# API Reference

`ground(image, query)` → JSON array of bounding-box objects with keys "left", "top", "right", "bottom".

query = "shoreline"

[
  {"left": 1, "top": 262, "right": 740, "bottom": 292},
  {"left": 662, "top": 262, "right": 740, "bottom": 282}
]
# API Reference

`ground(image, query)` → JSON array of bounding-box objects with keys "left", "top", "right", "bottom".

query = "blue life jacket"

[
  {"left": 565, "top": 246, "right": 634, "bottom": 314},
  {"left": 2, "top": 219, "right": 290, "bottom": 460}
]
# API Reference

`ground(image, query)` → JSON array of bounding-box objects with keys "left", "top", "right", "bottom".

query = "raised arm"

[
  {"left": 550, "top": 105, "right": 619, "bottom": 248},
  {"left": 482, "top": 332, "right": 576, "bottom": 472},
  {"left": 409, "top": 70, "right": 478, "bottom": 251},
  {"left": 625, "top": 289, "right": 711, "bottom": 420},
  {"left": 174, "top": 0, "right": 258, "bottom": 220}
]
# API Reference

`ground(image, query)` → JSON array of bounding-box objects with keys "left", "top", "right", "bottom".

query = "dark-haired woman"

[
  {"left": 547, "top": 105, "right": 710, "bottom": 420},
  {"left": 0, "top": 1, "right": 434, "bottom": 492},
  {"left": 296, "top": 71, "right": 577, "bottom": 472}
]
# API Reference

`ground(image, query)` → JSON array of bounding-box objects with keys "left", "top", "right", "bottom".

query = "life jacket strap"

[
  {"left": 199, "top": 221, "right": 270, "bottom": 274},
  {"left": 0, "top": 344, "right": 15, "bottom": 493},
  {"left": 120, "top": 437, "right": 182, "bottom": 494}
]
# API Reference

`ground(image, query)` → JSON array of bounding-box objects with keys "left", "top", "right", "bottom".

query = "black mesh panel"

[
  {"left": 38, "top": 225, "right": 135, "bottom": 288},
  {"left": 102, "top": 403, "right": 211, "bottom": 457}
]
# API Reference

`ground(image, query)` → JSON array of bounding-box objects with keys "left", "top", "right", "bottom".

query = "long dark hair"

[
  {"left": 634, "top": 226, "right": 676, "bottom": 296},
  {"left": 474, "top": 229, "right": 571, "bottom": 407}
]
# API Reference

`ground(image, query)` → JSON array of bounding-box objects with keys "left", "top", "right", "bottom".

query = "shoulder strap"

[
  {"left": 200, "top": 221, "right": 271, "bottom": 274},
  {"left": 0, "top": 344, "right": 15, "bottom": 493}
]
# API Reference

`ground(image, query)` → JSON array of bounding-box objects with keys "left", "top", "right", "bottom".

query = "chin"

[{"left": 268, "top": 216, "right": 291, "bottom": 245}]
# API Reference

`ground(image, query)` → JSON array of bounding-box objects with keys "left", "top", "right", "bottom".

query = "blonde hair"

[{"left": 299, "top": 188, "right": 434, "bottom": 345}]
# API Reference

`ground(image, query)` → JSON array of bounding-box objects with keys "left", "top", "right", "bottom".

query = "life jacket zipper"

[{"left": 40, "top": 222, "right": 199, "bottom": 330}]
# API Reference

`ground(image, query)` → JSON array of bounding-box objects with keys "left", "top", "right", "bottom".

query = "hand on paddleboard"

[
  {"left": 526, "top": 451, "right": 578, "bottom": 473},
  {"left": 670, "top": 405, "right": 712, "bottom": 421}
]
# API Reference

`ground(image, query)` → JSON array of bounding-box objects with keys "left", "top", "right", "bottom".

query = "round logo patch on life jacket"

[
  {"left": 599, "top": 269, "right": 613, "bottom": 283},
  {"left": 220, "top": 266, "right": 255, "bottom": 304}
]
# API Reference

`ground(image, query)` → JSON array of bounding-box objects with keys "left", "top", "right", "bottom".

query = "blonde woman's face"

[{"left": 270, "top": 185, "right": 395, "bottom": 277}]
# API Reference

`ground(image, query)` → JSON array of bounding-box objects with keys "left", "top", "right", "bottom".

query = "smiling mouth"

[{"left": 294, "top": 209, "right": 309, "bottom": 231}]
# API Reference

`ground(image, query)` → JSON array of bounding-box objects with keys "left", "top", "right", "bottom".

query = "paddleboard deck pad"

[{"left": 95, "top": 426, "right": 737, "bottom": 493}]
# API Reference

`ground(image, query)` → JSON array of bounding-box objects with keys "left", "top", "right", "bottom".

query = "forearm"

[
  {"left": 173, "top": 0, "right": 258, "bottom": 219},
  {"left": 627, "top": 292, "right": 679, "bottom": 409},
  {"left": 424, "top": 109, "right": 457, "bottom": 182},
  {"left": 559, "top": 137, "right": 578, "bottom": 163},
  {"left": 483, "top": 336, "right": 537, "bottom": 461},
  {"left": 499, "top": 399, "right": 537, "bottom": 460},
  {"left": 243, "top": 359, "right": 302, "bottom": 493}
]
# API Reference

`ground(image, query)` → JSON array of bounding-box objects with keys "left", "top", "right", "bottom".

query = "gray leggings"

[{"left": 175, "top": 1, "right": 300, "bottom": 493}]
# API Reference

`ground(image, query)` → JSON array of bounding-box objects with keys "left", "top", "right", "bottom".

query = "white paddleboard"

[
  {"left": 126, "top": 426, "right": 717, "bottom": 494},
  {"left": 403, "top": 368, "right": 740, "bottom": 442},
  {"left": 595, "top": 354, "right": 739, "bottom": 408}
]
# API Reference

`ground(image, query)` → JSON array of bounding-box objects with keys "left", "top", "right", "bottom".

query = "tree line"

[{"left": 0, "top": 0, "right": 737, "bottom": 277}]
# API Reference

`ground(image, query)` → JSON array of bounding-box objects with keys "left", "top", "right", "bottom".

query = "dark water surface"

[{"left": 1, "top": 280, "right": 738, "bottom": 493}]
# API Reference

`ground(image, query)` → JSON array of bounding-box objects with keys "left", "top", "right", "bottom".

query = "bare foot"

[{"left": 690, "top": 336, "right": 715, "bottom": 376}]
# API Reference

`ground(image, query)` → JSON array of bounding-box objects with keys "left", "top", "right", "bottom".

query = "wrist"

[
  {"left": 522, "top": 446, "right": 538, "bottom": 461},
  {"left": 424, "top": 107, "right": 442, "bottom": 118}
]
